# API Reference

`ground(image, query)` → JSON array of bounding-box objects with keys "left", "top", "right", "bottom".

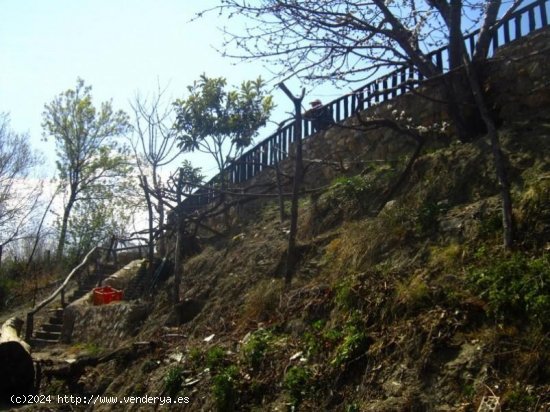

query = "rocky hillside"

[{"left": 28, "top": 111, "right": 550, "bottom": 412}]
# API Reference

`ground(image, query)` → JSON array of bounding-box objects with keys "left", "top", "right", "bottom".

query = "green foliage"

[
  {"left": 504, "top": 385, "right": 538, "bottom": 410},
  {"left": 164, "top": 365, "right": 184, "bottom": 397},
  {"left": 64, "top": 196, "right": 131, "bottom": 264},
  {"left": 178, "top": 159, "right": 205, "bottom": 194},
  {"left": 304, "top": 322, "right": 342, "bottom": 358},
  {"left": 283, "top": 366, "right": 311, "bottom": 407},
  {"left": 212, "top": 365, "right": 239, "bottom": 412},
  {"left": 331, "top": 325, "right": 371, "bottom": 367},
  {"left": 42, "top": 78, "right": 132, "bottom": 259},
  {"left": 345, "top": 403, "right": 361, "bottom": 412},
  {"left": 335, "top": 276, "right": 361, "bottom": 310},
  {"left": 242, "top": 329, "right": 272, "bottom": 369},
  {"left": 326, "top": 175, "right": 372, "bottom": 218},
  {"left": 516, "top": 177, "right": 550, "bottom": 246},
  {"left": 70, "top": 342, "right": 103, "bottom": 356},
  {"left": 468, "top": 253, "right": 550, "bottom": 326},
  {"left": 416, "top": 201, "right": 447, "bottom": 236},
  {"left": 173, "top": 74, "right": 274, "bottom": 177},
  {"left": 188, "top": 347, "right": 203, "bottom": 365},
  {"left": 478, "top": 212, "right": 502, "bottom": 237},
  {"left": 206, "top": 346, "right": 226, "bottom": 370}
]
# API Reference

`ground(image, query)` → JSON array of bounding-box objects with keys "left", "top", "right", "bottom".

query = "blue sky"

[{"left": 0, "top": 0, "right": 341, "bottom": 178}]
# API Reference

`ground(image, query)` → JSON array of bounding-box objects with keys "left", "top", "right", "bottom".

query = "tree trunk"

[
  {"left": 56, "top": 194, "right": 76, "bottom": 261},
  {"left": 462, "top": 59, "right": 514, "bottom": 248},
  {"left": 173, "top": 168, "right": 185, "bottom": 305},
  {"left": 0, "top": 317, "right": 35, "bottom": 402},
  {"left": 278, "top": 83, "right": 305, "bottom": 287},
  {"left": 140, "top": 176, "right": 155, "bottom": 278}
]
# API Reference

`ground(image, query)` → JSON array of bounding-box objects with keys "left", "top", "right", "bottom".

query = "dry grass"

[{"left": 241, "top": 279, "right": 284, "bottom": 323}]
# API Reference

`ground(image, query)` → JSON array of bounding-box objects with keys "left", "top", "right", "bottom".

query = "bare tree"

[
  {"left": 0, "top": 113, "right": 43, "bottom": 264},
  {"left": 206, "top": 0, "right": 524, "bottom": 248},
  {"left": 212, "top": 1, "right": 520, "bottom": 82},
  {"left": 130, "top": 84, "right": 181, "bottom": 256}
]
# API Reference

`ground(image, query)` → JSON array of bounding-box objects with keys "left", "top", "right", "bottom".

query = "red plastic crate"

[{"left": 93, "top": 286, "right": 124, "bottom": 305}]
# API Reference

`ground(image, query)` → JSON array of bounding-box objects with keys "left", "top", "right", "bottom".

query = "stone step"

[
  {"left": 41, "top": 323, "right": 63, "bottom": 333},
  {"left": 49, "top": 316, "right": 64, "bottom": 325},
  {"left": 49, "top": 307, "right": 64, "bottom": 317},
  {"left": 30, "top": 337, "right": 59, "bottom": 347},
  {"left": 35, "top": 330, "right": 61, "bottom": 341}
]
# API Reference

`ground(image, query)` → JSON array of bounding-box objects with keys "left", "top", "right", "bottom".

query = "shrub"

[
  {"left": 242, "top": 329, "right": 272, "bottom": 370},
  {"left": 164, "top": 366, "right": 184, "bottom": 397},
  {"left": 206, "top": 346, "right": 226, "bottom": 370},
  {"left": 212, "top": 365, "right": 239, "bottom": 412},
  {"left": 283, "top": 366, "right": 311, "bottom": 407},
  {"left": 325, "top": 175, "right": 372, "bottom": 218},
  {"left": 504, "top": 385, "right": 538, "bottom": 410},
  {"left": 468, "top": 253, "right": 550, "bottom": 326},
  {"left": 303, "top": 322, "right": 342, "bottom": 358},
  {"left": 334, "top": 276, "right": 361, "bottom": 310},
  {"left": 331, "top": 325, "right": 372, "bottom": 367},
  {"left": 188, "top": 347, "right": 202, "bottom": 366}
]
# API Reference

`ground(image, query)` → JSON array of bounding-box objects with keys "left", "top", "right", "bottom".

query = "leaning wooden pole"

[
  {"left": 0, "top": 317, "right": 34, "bottom": 402},
  {"left": 278, "top": 82, "right": 305, "bottom": 287}
]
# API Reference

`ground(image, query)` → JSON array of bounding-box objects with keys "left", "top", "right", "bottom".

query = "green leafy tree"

[
  {"left": 42, "top": 78, "right": 131, "bottom": 260},
  {"left": 64, "top": 196, "right": 131, "bottom": 263},
  {"left": 173, "top": 75, "right": 274, "bottom": 192}
]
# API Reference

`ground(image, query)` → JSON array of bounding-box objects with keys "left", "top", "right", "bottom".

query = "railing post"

[
  {"left": 529, "top": 7, "right": 536, "bottom": 32},
  {"left": 170, "top": 1, "right": 549, "bottom": 215},
  {"left": 540, "top": 0, "right": 548, "bottom": 26},
  {"left": 25, "top": 312, "right": 33, "bottom": 342},
  {"left": 515, "top": 14, "right": 522, "bottom": 38}
]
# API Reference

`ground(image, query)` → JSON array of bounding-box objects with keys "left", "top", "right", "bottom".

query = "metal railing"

[{"left": 181, "top": 0, "right": 549, "bottom": 212}]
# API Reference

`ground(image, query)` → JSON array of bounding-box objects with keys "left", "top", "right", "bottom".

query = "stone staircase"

[{"left": 30, "top": 272, "right": 105, "bottom": 347}]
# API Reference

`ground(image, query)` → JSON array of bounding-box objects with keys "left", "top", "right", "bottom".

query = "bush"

[
  {"left": 283, "top": 366, "right": 311, "bottom": 407},
  {"left": 212, "top": 366, "right": 239, "bottom": 412},
  {"left": 242, "top": 329, "right": 272, "bottom": 370},
  {"left": 325, "top": 175, "right": 372, "bottom": 218},
  {"left": 331, "top": 325, "right": 372, "bottom": 367},
  {"left": 164, "top": 366, "right": 184, "bottom": 397},
  {"left": 468, "top": 253, "right": 550, "bottom": 326},
  {"left": 206, "top": 346, "right": 226, "bottom": 370}
]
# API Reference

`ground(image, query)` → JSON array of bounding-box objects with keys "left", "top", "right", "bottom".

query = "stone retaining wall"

[
  {"left": 61, "top": 260, "right": 151, "bottom": 348},
  {"left": 230, "top": 27, "right": 550, "bottom": 196}
]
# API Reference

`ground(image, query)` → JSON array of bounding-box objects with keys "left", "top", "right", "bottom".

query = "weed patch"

[
  {"left": 468, "top": 253, "right": 550, "bottom": 326},
  {"left": 212, "top": 365, "right": 239, "bottom": 412},
  {"left": 283, "top": 366, "right": 311, "bottom": 408},
  {"left": 241, "top": 329, "right": 273, "bottom": 370}
]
